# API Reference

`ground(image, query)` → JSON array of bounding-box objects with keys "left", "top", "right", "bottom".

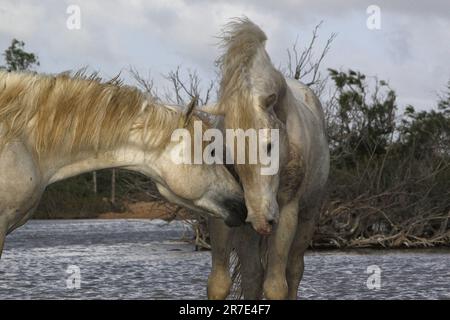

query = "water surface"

[{"left": 0, "top": 220, "right": 449, "bottom": 299}]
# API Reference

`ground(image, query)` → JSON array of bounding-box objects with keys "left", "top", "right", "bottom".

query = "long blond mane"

[
  {"left": 0, "top": 71, "right": 192, "bottom": 157},
  {"left": 217, "top": 18, "right": 285, "bottom": 130},
  {"left": 217, "top": 17, "right": 267, "bottom": 99}
]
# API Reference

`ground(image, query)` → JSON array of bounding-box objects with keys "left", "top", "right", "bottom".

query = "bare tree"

[
  {"left": 285, "top": 21, "right": 337, "bottom": 97},
  {"left": 129, "top": 67, "right": 159, "bottom": 98},
  {"left": 164, "top": 66, "right": 215, "bottom": 106}
]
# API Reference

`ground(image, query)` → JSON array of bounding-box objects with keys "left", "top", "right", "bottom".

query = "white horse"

[
  {"left": 0, "top": 71, "right": 247, "bottom": 258},
  {"left": 201, "top": 18, "right": 330, "bottom": 299}
]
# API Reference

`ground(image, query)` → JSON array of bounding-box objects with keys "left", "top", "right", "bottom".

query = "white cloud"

[
  {"left": 0, "top": 1, "right": 46, "bottom": 38},
  {"left": 0, "top": 0, "right": 448, "bottom": 110}
]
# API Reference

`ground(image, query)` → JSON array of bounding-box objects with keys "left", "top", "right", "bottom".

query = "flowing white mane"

[{"left": 0, "top": 71, "right": 199, "bottom": 157}]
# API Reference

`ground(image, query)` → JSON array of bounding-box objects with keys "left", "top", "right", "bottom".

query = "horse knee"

[
  {"left": 263, "top": 275, "right": 288, "bottom": 300},
  {"left": 207, "top": 270, "right": 232, "bottom": 300}
]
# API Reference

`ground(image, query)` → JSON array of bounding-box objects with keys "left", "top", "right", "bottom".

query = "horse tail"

[{"left": 229, "top": 249, "right": 243, "bottom": 299}]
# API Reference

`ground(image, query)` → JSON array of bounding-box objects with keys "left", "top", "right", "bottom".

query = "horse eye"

[
  {"left": 267, "top": 143, "right": 272, "bottom": 155},
  {"left": 211, "top": 149, "right": 215, "bottom": 157}
]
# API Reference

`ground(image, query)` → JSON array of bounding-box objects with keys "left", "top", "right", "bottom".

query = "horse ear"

[
  {"left": 263, "top": 93, "right": 277, "bottom": 109},
  {"left": 179, "top": 95, "right": 198, "bottom": 128}
]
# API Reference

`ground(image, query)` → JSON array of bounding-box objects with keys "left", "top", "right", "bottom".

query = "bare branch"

[
  {"left": 165, "top": 66, "right": 217, "bottom": 106},
  {"left": 284, "top": 21, "right": 337, "bottom": 97},
  {"left": 129, "top": 67, "right": 158, "bottom": 99}
]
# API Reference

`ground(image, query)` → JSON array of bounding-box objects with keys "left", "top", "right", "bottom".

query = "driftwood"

[{"left": 315, "top": 205, "right": 450, "bottom": 248}]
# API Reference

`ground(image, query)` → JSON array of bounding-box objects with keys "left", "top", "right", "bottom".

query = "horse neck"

[
  {"left": 43, "top": 137, "right": 162, "bottom": 186},
  {"left": 273, "top": 87, "right": 293, "bottom": 126}
]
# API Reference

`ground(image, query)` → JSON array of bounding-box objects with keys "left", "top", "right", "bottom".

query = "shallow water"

[{"left": 0, "top": 219, "right": 449, "bottom": 299}]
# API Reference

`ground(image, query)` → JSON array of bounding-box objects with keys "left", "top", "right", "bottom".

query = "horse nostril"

[{"left": 267, "top": 219, "right": 275, "bottom": 226}]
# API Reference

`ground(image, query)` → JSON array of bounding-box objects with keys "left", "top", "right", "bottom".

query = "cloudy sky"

[{"left": 0, "top": 0, "right": 449, "bottom": 110}]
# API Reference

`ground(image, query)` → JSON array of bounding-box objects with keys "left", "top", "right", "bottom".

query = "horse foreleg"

[
  {"left": 207, "top": 217, "right": 233, "bottom": 300},
  {"left": 263, "top": 200, "right": 299, "bottom": 300},
  {"left": 286, "top": 209, "right": 318, "bottom": 300},
  {"left": 0, "top": 203, "right": 39, "bottom": 259},
  {"left": 235, "top": 225, "right": 264, "bottom": 299}
]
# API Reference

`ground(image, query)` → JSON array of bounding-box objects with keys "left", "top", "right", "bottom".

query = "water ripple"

[{"left": 0, "top": 220, "right": 449, "bottom": 299}]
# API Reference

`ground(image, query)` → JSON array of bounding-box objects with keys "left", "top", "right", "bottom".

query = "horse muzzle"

[{"left": 222, "top": 197, "right": 247, "bottom": 227}]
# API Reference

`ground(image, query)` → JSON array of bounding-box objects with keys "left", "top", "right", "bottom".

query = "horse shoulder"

[
  {"left": 279, "top": 143, "right": 304, "bottom": 204},
  {"left": 0, "top": 140, "right": 41, "bottom": 198}
]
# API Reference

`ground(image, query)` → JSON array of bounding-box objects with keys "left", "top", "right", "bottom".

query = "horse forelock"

[
  {"left": 217, "top": 18, "right": 287, "bottom": 128},
  {"left": 217, "top": 18, "right": 266, "bottom": 109},
  {"left": 217, "top": 17, "right": 267, "bottom": 73},
  {"left": 0, "top": 71, "right": 196, "bottom": 157}
]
